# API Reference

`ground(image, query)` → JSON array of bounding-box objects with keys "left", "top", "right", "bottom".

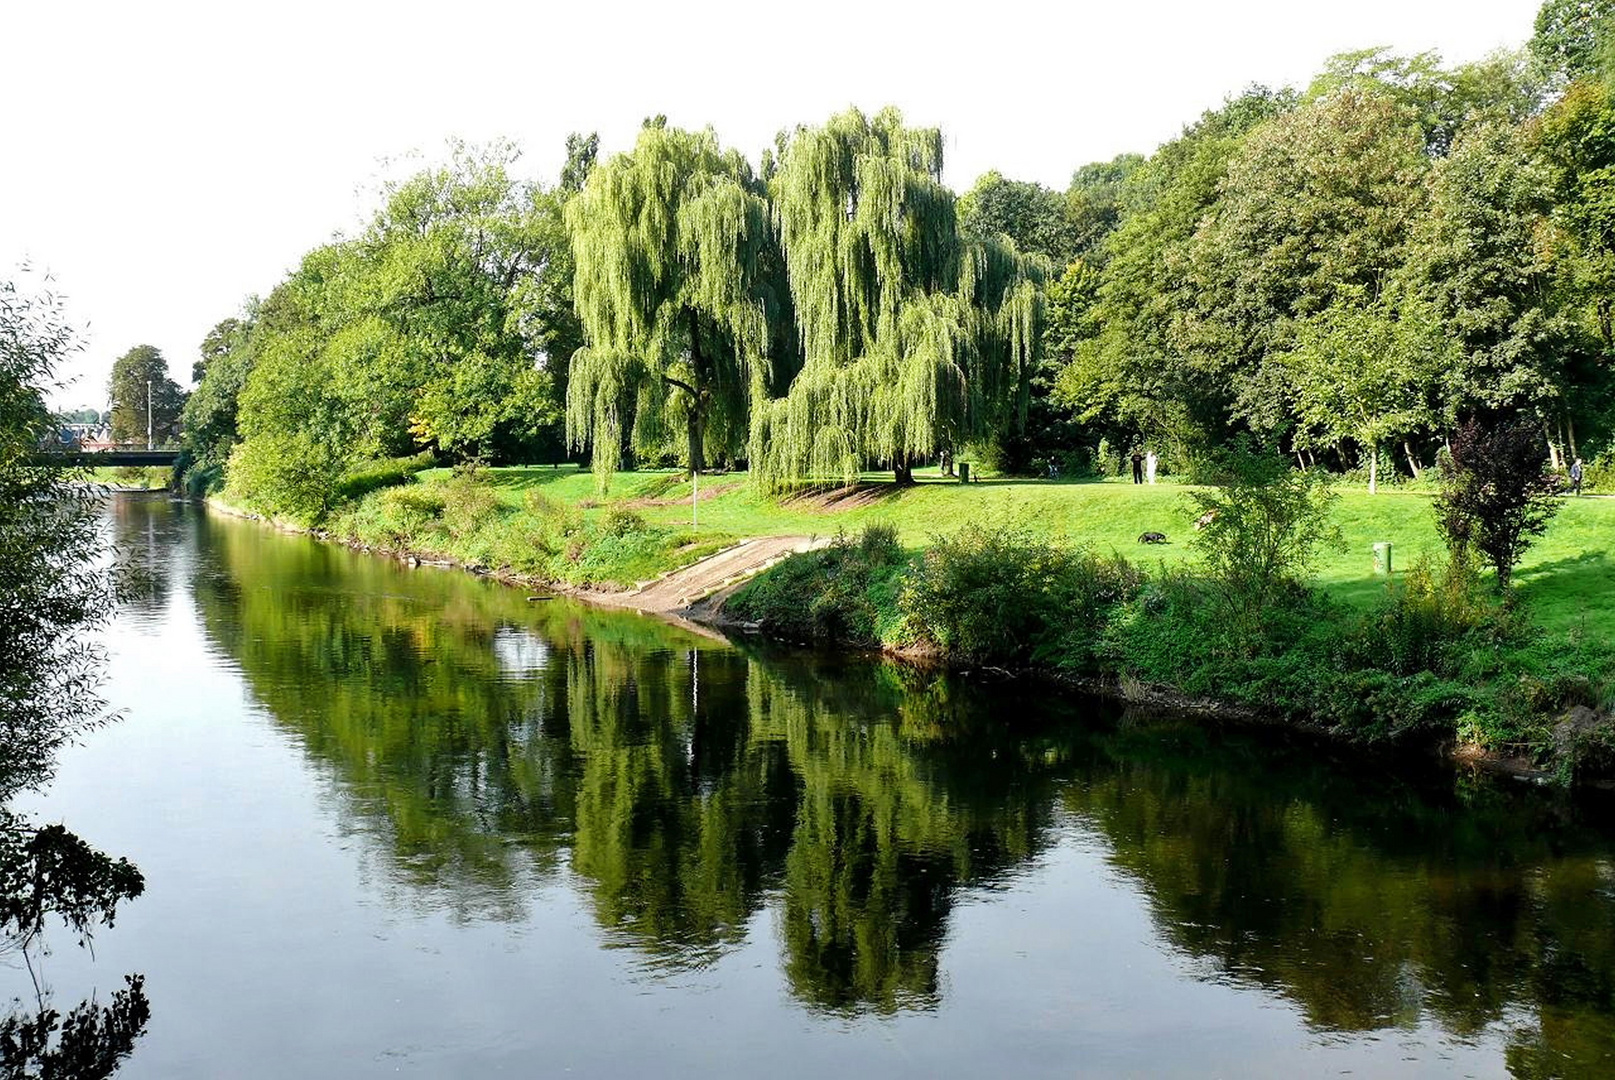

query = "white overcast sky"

[{"left": 4, "top": 0, "right": 1541, "bottom": 410}]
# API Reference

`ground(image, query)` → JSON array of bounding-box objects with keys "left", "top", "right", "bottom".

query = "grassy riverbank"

[
  {"left": 725, "top": 520, "right": 1615, "bottom": 778},
  {"left": 222, "top": 459, "right": 1615, "bottom": 775},
  {"left": 321, "top": 462, "right": 1615, "bottom": 637}
]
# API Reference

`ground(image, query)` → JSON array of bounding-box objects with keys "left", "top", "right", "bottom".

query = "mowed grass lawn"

[{"left": 442, "top": 465, "right": 1615, "bottom": 638}]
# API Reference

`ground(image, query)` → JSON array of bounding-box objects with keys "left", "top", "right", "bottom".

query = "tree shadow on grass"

[
  {"left": 1513, "top": 549, "right": 1615, "bottom": 635},
  {"left": 1324, "top": 549, "right": 1615, "bottom": 638}
]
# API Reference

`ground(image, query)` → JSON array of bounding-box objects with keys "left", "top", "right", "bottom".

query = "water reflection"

[
  {"left": 107, "top": 492, "right": 175, "bottom": 625},
  {"left": 1059, "top": 722, "right": 1615, "bottom": 1075},
  {"left": 151, "top": 499, "right": 1615, "bottom": 1072}
]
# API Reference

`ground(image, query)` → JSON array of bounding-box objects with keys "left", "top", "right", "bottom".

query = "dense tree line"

[{"left": 184, "top": 1, "right": 1615, "bottom": 517}]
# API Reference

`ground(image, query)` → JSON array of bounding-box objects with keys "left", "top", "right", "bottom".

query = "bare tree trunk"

[
  {"left": 1567, "top": 415, "right": 1579, "bottom": 464},
  {"left": 1369, "top": 443, "right": 1378, "bottom": 495},
  {"left": 1403, "top": 438, "right": 1422, "bottom": 480},
  {"left": 1546, "top": 425, "right": 1562, "bottom": 471}
]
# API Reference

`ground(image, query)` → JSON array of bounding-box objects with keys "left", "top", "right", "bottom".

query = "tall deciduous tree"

[
  {"left": 223, "top": 142, "right": 573, "bottom": 518},
  {"left": 1064, "top": 154, "right": 1145, "bottom": 263},
  {"left": 1276, "top": 291, "right": 1452, "bottom": 491},
  {"left": 566, "top": 123, "right": 779, "bottom": 483},
  {"left": 1402, "top": 120, "right": 1573, "bottom": 431},
  {"left": 107, "top": 345, "right": 184, "bottom": 446},
  {"left": 182, "top": 313, "right": 262, "bottom": 481},
  {"left": 958, "top": 171, "right": 1077, "bottom": 265},
  {"left": 1058, "top": 88, "right": 1295, "bottom": 456},
  {"left": 1188, "top": 87, "right": 1429, "bottom": 439},
  {"left": 1540, "top": 79, "right": 1615, "bottom": 357},
  {"left": 752, "top": 108, "right": 1044, "bottom": 487},
  {"left": 1530, "top": 0, "right": 1615, "bottom": 82}
]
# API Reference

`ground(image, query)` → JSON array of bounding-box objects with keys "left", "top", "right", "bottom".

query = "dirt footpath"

[{"left": 589, "top": 535, "right": 830, "bottom": 615}]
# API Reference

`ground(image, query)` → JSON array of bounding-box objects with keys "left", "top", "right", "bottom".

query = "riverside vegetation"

[
  {"left": 204, "top": 437, "right": 1615, "bottom": 783},
  {"left": 159, "top": 2, "right": 1615, "bottom": 778}
]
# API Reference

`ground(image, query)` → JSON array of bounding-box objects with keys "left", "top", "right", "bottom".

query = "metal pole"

[{"left": 146, "top": 379, "right": 153, "bottom": 450}]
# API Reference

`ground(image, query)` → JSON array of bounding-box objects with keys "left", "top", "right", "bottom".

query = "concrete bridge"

[{"left": 40, "top": 449, "right": 181, "bottom": 467}]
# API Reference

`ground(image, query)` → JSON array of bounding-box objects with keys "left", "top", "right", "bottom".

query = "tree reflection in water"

[{"left": 194, "top": 504, "right": 1615, "bottom": 1070}]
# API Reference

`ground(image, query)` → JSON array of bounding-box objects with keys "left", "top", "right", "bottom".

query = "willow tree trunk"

[
  {"left": 687, "top": 413, "right": 706, "bottom": 476},
  {"left": 893, "top": 454, "right": 915, "bottom": 486},
  {"left": 685, "top": 310, "right": 708, "bottom": 475}
]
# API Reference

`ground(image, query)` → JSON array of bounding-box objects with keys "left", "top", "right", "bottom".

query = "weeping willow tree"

[
  {"left": 566, "top": 122, "right": 788, "bottom": 486},
  {"left": 751, "top": 107, "right": 1046, "bottom": 488}
]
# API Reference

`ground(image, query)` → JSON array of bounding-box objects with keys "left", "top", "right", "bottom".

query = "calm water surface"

[{"left": 11, "top": 497, "right": 1615, "bottom": 1078}]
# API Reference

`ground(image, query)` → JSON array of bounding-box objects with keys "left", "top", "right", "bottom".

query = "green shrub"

[
  {"left": 728, "top": 526, "right": 910, "bottom": 647},
  {"left": 601, "top": 506, "right": 647, "bottom": 537},
  {"left": 858, "top": 522, "right": 901, "bottom": 566},
  {"left": 339, "top": 482, "right": 447, "bottom": 549},
  {"left": 1579, "top": 449, "right": 1615, "bottom": 493},
  {"left": 225, "top": 431, "right": 346, "bottom": 524},
  {"left": 1092, "top": 437, "right": 1116, "bottom": 478},
  {"left": 901, "top": 523, "right": 1142, "bottom": 667},
  {"left": 1347, "top": 555, "right": 1492, "bottom": 677},
  {"left": 1188, "top": 443, "right": 1341, "bottom": 612},
  {"left": 439, "top": 476, "right": 502, "bottom": 541}
]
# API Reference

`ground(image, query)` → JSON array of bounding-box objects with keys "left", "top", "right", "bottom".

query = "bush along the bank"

[
  {"left": 326, "top": 468, "right": 730, "bottom": 588},
  {"left": 726, "top": 525, "right": 909, "bottom": 647},
  {"left": 728, "top": 448, "right": 1615, "bottom": 776},
  {"left": 743, "top": 526, "right": 1611, "bottom": 761},
  {"left": 902, "top": 523, "right": 1143, "bottom": 668}
]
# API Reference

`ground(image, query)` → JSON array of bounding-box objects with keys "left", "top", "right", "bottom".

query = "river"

[{"left": 9, "top": 496, "right": 1615, "bottom": 1077}]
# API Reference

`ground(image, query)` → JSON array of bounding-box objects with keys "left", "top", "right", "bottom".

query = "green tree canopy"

[
  {"left": 221, "top": 142, "right": 573, "bottom": 518},
  {"left": 1276, "top": 290, "right": 1453, "bottom": 489},
  {"left": 1530, "top": 0, "right": 1615, "bottom": 83},
  {"left": 1056, "top": 87, "right": 1295, "bottom": 455},
  {"left": 1188, "top": 87, "right": 1430, "bottom": 438},
  {"left": 752, "top": 107, "right": 1045, "bottom": 487},
  {"left": 1541, "top": 79, "right": 1615, "bottom": 358},
  {"left": 1064, "top": 153, "right": 1146, "bottom": 263},
  {"left": 565, "top": 122, "right": 782, "bottom": 483},
  {"left": 957, "top": 170, "right": 1077, "bottom": 265},
  {"left": 107, "top": 344, "right": 184, "bottom": 447},
  {"left": 1402, "top": 120, "right": 1573, "bottom": 424}
]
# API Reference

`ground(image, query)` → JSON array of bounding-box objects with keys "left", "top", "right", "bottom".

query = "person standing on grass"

[
  {"left": 1571, "top": 457, "right": 1584, "bottom": 496},
  {"left": 1130, "top": 449, "right": 1144, "bottom": 484},
  {"left": 1146, "top": 450, "right": 1158, "bottom": 485}
]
